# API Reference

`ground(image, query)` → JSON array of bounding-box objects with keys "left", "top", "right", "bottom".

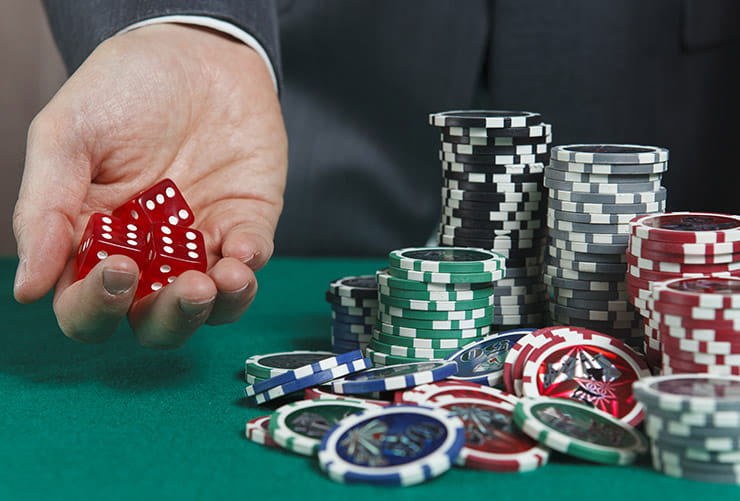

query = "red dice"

[
  {"left": 75, "top": 179, "right": 207, "bottom": 299},
  {"left": 138, "top": 223, "right": 207, "bottom": 298},
  {"left": 76, "top": 213, "right": 149, "bottom": 279},
  {"left": 112, "top": 178, "right": 195, "bottom": 227}
]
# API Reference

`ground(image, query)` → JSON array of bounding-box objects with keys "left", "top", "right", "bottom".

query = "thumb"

[{"left": 13, "top": 111, "right": 90, "bottom": 303}]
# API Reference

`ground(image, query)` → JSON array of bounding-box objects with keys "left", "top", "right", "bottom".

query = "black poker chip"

[
  {"left": 441, "top": 142, "right": 550, "bottom": 156},
  {"left": 441, "top": 132, "right": 552, "bottom": 146},
  {"left": 442, "top": 169, "right": 544, "bottom": 185},
  {"left": 443, "top": 198, "right": 545, "bottom": 214},
  {"left": 440, "top": 151, "right": 551, "bottom": 165},
  {"left": 441, "top": 161, "right": 545, "bottom": 175},
  {"left": 439, "top": 123, "right": 552, "bottom": 138},
  {"left": 429, "top": 110, "right": 543, "bottom": 128},
  {"left": 444, "top": 179, "right": 544, "bottom": 193},
  {"left": 442, "top": 188, "right": 543, "bottom": 203}
]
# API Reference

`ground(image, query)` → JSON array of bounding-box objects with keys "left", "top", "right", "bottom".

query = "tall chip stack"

[
  {"left": 325, "top": 276, "right": 378, "bottom": 353},
  {"left": 369, "top": 247, "right": 505, "bottom": 366},
  {"left": 429, "top": 110, "right": 551, "bottom": 329},
  {"left": 544, "top": 144, "right": 669, "bottom": 346},
  {"left": 626, "top": 213, "right": 740, "bottom": 372}
]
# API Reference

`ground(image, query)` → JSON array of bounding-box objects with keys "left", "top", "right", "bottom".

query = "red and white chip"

[
  {"left": 630, "top": 213, "right": 740, "bottom": 244},
  {"left": 245, "top": 415, "right": 280, "bottom": 448}
]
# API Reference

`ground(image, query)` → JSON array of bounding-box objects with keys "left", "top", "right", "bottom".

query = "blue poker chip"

[
  {"left": 445, "top": 329, "right": 534, "bottom": 386},
  {"left": 328, "top": 361, "right": 458, "bottom": 394},
  {"left": 330, "top": 304, "right": 378, "bottom": 317},
  {"left": 245, "top": 357, "right": 373, "bottom": 405},
  {"left": 318, "top": 404, "right": 466, "bottom": 486},
  {"left": 331, "top": 311, "right": 377, "bottom": 324},
  {"left": 244, "top": 350, "right": 365, "bottom": 397}
]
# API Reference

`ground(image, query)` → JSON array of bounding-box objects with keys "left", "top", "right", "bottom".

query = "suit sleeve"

[{"left": 42, "top": 0, "right": 281, "bottom": 84}]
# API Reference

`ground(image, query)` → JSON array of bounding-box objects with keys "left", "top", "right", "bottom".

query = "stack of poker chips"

[
  {"left": 648, "top": 277, "right": 740, "bottom": 376},
  {"left": 634, "top": 374, "right": 740, "bottom": 485},
  {"left": 627, "top": 212, "right": 740, "bottom": 370},
  {"left": 369, "top": 247, "right": 505, "bottom": 366},
  {"left": 544, "top": 144, "right": 669, "bottom": 344},
  {"left": 429, "top": 110, "right": 551, "bottom": 328},
  {"left": 325, "top": 275, "right": 378, "bottom": 353}
]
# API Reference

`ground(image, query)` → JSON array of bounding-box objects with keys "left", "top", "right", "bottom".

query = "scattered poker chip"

[
  {"left": 365, "top": 347, "right": 428, "bottom": 366},
  {"left": 512, "top": 396, "right": 648, "bottom": 465},
  {"left": 245, "top": 415, "right": 280, "bottom": 448},
  {"left": 394, "top": 381, "right": 520, "bottom": 406},
  {"left": 245, "top": 351, "right": 337, "bottom": 380},
  {"left": 269, "top": 398, "right": 382, "bottom": 456},
  {"left": 630, "top": 212, "right": 740, "bottom": 243},
  {"left": 329, "top": 361, "right": 458, "bottom": 394},
  {"left": 429, "top": 396, "right": 550, "bottom": 472},
  {"left": 550, "top": 144, "right": 669, "bottom": 164},
  {"left": 502, "top": 328, "right": 569, "bottom": 395},
  {"left": 246, "top": 358, "right": 374, "bottom": 405},
  {"left": 245, "top": 350, "right": 365, "bottom": 397},
  {"left": 445, "top": 329, "right": 533, "bottom": 386},
  {"left": 317, "top": 404, "right": 466, "bottom": 486},
  {"left": 303, "top": 387, "right": 392, "bottom": 406},
  {"left": 327, "top": 275, "right": 378, "bottom": 299},
  {"left": 517, "top": 327, "right": 650, "bottom": 425}
]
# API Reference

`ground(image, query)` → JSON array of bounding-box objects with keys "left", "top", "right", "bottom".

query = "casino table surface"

[{"left": 0, "top": 256, "right": 737, "bottom": 500}]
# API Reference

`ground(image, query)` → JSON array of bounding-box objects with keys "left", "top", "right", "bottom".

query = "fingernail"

[
  {"left": 14, "top": 257, "right": 26, "bottom": 292},
  {"left": 103, "top": 269, "right": 136, "bottom": 295},
  {"left": 223, "top": 281, "right": 251, "bottom": 297},
  {"left": 179, "top": 297, "right": 214, "bottom": 317},
  {"left": 241, "top": 252, "right": 260, "bottom": 267}
]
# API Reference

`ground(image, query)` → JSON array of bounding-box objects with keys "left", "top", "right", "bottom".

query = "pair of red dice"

[{"left": 75, "top": 179, "right": 207, "bottom": 298}]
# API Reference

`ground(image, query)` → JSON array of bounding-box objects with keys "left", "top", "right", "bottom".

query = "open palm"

[{"left": 13, "top": 24, "right": 287, "bottom": 348}]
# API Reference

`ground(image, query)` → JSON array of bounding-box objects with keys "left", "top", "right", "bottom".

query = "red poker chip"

[
  {"left": 519, "top": 329, "right": 650, "bottom": 425},
  {"left": 625, "top": 253, "right": 740, "bottom": 275},
  {"left": 503, "top": 327, "right": 571, "bottom": 395},
  {"left": 628, "top": 265, "right": 705, "bottom": 283},
  {"left": 661, "top": 353, "right": 740, "bottom": 375},
  {"left": 659, "top": 312, "right": 740, "bottom": 331},
  {"left": 630, "top": 213, "right": 740, "bottom": 244},
  {"left": 628, "top": 235, "right": 740, "bottom": 256},
  {"left": 431, "top": 397, "right": 550, "bottom": 472},
  {"left": 245, "top": 415, "right": 280, "bottom": 448},
  {"left": 626, "top": 273, "right": 657, "bottom": 293},
  {"left": 661, "top": 335, "right": 740, "bottom": 356},
  {"left": 627, "top": 245, "right": 740, "bottom": 265},
  {"left": 660, "top": 345, "right": 740, "bottom": 367},
  {"left": 659, "top": 324, "right": 740, "bottom": 342},
  {"left": 652, "top": 276, "right": 740, "bottom": 309},
  {"left": 394, "top": 381, "right": 519, "bottom": 407},
  {"left": 651, "top": 300, "right": 740, "bottom": 322}
]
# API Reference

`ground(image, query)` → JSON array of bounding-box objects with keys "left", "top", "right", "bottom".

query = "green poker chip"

[
  {"left": 375, "top": 321, "right": 491, "bottom": 339},
  {"left": 373, "top": 330, "right": 476, "bottom": 349},
  {"left": 378, "top": 284, "right": 494, "bottom": 301},
  {"left": 365, "top": 346, "right": 431, "bottom": 366},
  {"left": 367, "top": 338, "right": 459, "bottom": 359},
  {"left": 377, "top": 311, "right": 493, "bottom": 329},
  {"left": 512, "top": 396, "right": 648, "bottom": 465},
  {"left": 378, "top": 293, "right": 494, "bottom": 311},
  {"left": 387, "top": 265, "right": 505, "bottom": 284},
  {"left": 377, "top": 303, "right": 493, "bottom": 321},
  {"left": 377, "top": 269, "right": 492, "bottom": 291},
  {"left": 269, "top": 398, "right": 382, "bottom": 456},
  {"left": 245, "top": 351, "right": 336, "bottom": 379},
  {"left": 388, "top": 247, "right": 505, "bottom": 274}
]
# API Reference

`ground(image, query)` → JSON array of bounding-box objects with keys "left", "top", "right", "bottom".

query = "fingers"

[
  {"left": 14, "top": 111, "right": 89, "bottom": 303},
  {"left": 206, "top": 257, "right": 257, "bottom": 325},
  {"left": 128, "top": 270, "right": 217, "bottom": 349},
  {"left": 52, "top": 255, "right": 139, "bottom": 343}
]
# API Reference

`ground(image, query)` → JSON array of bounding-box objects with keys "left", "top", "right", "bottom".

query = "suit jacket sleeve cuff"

[{"left": 116, "top": 16, "right": 278, "bottom": 92}]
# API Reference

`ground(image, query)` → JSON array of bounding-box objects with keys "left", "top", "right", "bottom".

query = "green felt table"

[{"left": 0, "top": 256, "right": 737, "bottom": 500}]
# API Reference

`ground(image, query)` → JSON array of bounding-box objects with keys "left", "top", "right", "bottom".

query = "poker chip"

[
  {"left": 517, "top": 327, "right": 650, "bottom": 425},
  {"left": 631, "top": 213, "right": 740, "bottom": 243},
  {"left": 367, "top": 336, "right": 458, "bottom": 359},
  {"left": 246, "top": 357, "right": 374, "bottom": 405},
  {"left": 548, "top": 158, "right": 668, "bottom": 175},
  {"left": 548, "top": 197, "right": 666, "bottom": 215},
  {"left": 376, "top": 269, "right": 490, "bottom": 292},
  {"left": 377, "top": 284, "right": 493, "bottom": 301},
  {"left": 374, "top": 320, "right": 490, "bottom": 339},
  {"left": 245, "top": 415, "right": 280, "bottom": 448},
  {"left": 365, "top": 347, "right": 428, "bottom": 366},
  {"left": 328, "top": 361, "right": 458, "bottom": 394},
  {"left": 442, "top": 187, "right": 543, "bottom": 203},
  {"left": 303, "top": 387, "right": 392, "bottom": 406},
  {"left": 244, "top": 350, "right": 365, "bottom": 397},
  {"left": 388, "top": 247, "right": 505, "bottom": 274},
  {"left": 441, "top": 132, "right": 552, "bottom": 146},
  {"left": 245, "top": 351, "right": 338, "bottom": 380},
  {"left": 512, "top": 396, "right": 648, "bottom": 465},
  {"left": 374, "top": 330, "right": 471, "bottom": 350},
  {"left": 551, "top": 144, "right": 669, "bottom": 164},
  {"left": 318, "top": 405, "right": 466, "bottom": 486},
  {"left": 444, "top": 329, "right": 533, "bottom": 386},
  {"left": 428, "top": 396, "right": 550, "bottom": 472},
  {"left": 269, "top": 398, "right": 382, "bottom": 456},
  {"left": 326, "top": 275, "right": 378, "bottom": 352},
  {"left": 441, "top": 122, "right": 552, "bottom": 138},
  {"left": 394, "top": 380, "right": 520, "bottom": 406},
  {"left": 632, "top": 375, "right": 740, "bottom": 413}
]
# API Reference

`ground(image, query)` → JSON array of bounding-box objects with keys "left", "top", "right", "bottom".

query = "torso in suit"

[{"left": 43, "top": 0, "right": 740, "bottom": 256}]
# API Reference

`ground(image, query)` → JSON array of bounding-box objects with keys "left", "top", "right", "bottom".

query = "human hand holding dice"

[{"left": 76, "top": 179, "right": 207, "bottom": 298}]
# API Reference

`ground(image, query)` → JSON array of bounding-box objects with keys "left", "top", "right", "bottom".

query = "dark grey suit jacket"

[{"left": 44, "top": 0, "right": 740, "bottom": 256}]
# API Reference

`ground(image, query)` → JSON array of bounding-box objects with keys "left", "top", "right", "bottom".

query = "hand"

[{"left": 13, "top": 24, "right": 287, "bottom": 348}]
